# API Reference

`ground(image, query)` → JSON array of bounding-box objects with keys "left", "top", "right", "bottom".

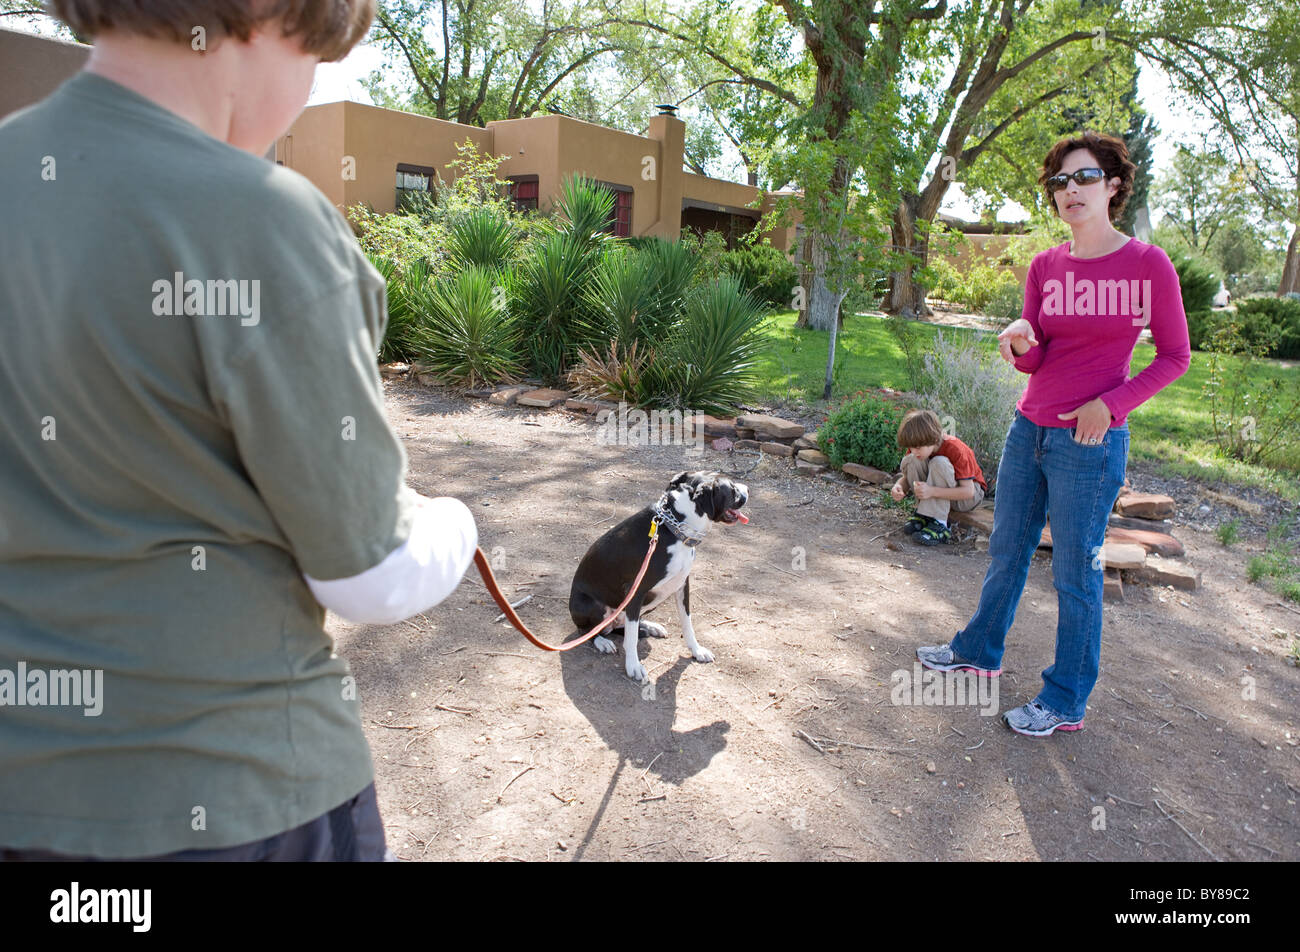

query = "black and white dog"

[{"left": 569, "top": 471, "right": 749, "bottom": 683}]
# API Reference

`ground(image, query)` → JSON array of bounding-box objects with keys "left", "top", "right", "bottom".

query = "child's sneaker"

[
  {"left": 914, "top": 517, "right": 951, "bottom": 545},
  {"left": 1003, "top": 700, "right": 1084, "bottom": 736},
  {"left": 915, "top": 644, "right": 1001, "bottom": 677},
  {"left": 901, "top": 515, "right": 926, "bottom": 536}
]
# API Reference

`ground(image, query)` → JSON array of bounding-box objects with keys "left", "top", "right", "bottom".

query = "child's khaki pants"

[{"left": 899, "top": 454, "right": 985, "bottom": 523}]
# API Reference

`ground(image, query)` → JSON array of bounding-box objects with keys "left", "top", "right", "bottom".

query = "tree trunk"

[
  {"left": 1280, "top": 223, "right": 1300, "bottom": 296},
  {"left": 823, "top": 289, "right": 846, "bottom": 400},
  {"left": 795, "top": 195, "right": 847, "bottom": 331},
  {"left": 795, "top": 230, "right": 813, "bottom": 328},
  {"left": 884, "top": 197, "right": 932, "bottom": 318},
  {"left": 805, "top": 244, "right": 848, "bottom": 332}
]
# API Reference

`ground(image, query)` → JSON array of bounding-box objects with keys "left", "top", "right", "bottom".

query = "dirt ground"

[{"left": 331, "top": 380, "right": 1300, "bottom": 862}]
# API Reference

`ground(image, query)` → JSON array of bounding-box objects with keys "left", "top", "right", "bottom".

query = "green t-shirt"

[{"left": 0, "top": 72, "right": 417, "bottom": 856}]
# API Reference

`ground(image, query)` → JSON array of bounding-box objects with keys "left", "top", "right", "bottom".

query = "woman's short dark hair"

[
  {"left": 50, "top": 0, "right": 375, "bottom": 62},
  {"left": 1039, "top": 130, "right": 1137, "bottom": 222}
]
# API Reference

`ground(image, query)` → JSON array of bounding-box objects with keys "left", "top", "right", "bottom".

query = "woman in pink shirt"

[{"left": 917, "top": 131, "right": 1191, "bottom": 735}]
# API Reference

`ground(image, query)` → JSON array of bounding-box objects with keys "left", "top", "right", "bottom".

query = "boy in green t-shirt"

[
  {"left": 889, "top": 410, "right": 987, "bottom": 545},
  {"left": 0, "top": 1, "right": 479, "bottom": 861}
]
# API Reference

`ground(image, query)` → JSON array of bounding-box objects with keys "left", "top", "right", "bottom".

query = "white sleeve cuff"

[{"left": 303, "top": 495, "right": 478, "bottom": 625}]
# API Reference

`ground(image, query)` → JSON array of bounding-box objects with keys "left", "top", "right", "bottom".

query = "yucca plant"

[
  {"left": 369, "top": 253, "right": 434, "bottom": 363},
  {"left": 582, "top": 245, "right": 674, "bottom": 347},
  {"left": 646, "top": 274, "right": 767, "bottom": 414},
  {"left": 511, "top": 229, "right": 601, "bottom": 381},
  {"left": 406, "top": 265, "right": 521, "bottom": 389},
  {"left": 637, "top": 236, "right": 697, "bottom": 331},
  {"left": 553, "top": 174, "right": 617, "bottom": 251},
  {"left": 446, "top": 207, "right": 521, "bottom": 272}
]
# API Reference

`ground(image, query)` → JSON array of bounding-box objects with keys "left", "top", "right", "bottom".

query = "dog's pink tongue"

[{"left": 734, "top": 510, "right": 749, "bottom": 524}]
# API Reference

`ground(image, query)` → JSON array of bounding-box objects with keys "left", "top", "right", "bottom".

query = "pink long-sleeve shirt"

[{"left": 1012, "top": 237, "right": 1191, "bottom": 428}]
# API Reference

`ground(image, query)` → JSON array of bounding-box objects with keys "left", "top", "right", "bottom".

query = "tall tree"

[
  {"left": 1153, "top": 142, "right": 1256, "bottom": 256},
  {"left": 364, "top": 0, "right": 670, "bottom": 126},
  {"left": 1109, "top": 0, "right": 1300, "bottom": 295}
]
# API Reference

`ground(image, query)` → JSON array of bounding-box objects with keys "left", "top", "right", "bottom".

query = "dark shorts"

[{"left": 0, "top": 782, "right": 394, "bottom": 862}]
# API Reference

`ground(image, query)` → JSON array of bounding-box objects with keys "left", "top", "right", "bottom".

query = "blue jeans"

[{"left": 951, "top": 410, "right": 1129, "bottom": 720}]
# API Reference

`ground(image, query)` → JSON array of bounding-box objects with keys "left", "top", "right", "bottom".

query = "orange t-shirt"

[{"left": 936, "top": 436, "right": 987, "bottom": 491}]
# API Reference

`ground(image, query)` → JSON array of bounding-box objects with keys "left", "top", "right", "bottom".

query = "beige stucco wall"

[
  {"left": 0, "top": 28, "right": 90, "bottom": 122},
  {"left": 342, "top": 102, "right": 492, "bottom": 212},
  {"left": 490, "top": 115, "right": 558, "bottom": 214},
  {"left": 940, "top": 232, "right": 1031, "bottom": 285},
  {"left": 275, "top": 102, "right": 346, "bottom": 207}
]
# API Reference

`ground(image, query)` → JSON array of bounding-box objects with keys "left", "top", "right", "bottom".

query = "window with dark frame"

[
  {"left": 395, "top": 163, "right": 435, "bottom": 210},
  {"left": 594, "top": 181, "right": 633, "bottom": 238},
  {"left": 506, "top": 175, "right": 539, "bottom": 213}
]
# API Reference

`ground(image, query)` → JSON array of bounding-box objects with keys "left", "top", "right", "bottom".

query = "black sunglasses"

[{"left": 1046, "top": 167, "right": 1107, "bottom": 192}]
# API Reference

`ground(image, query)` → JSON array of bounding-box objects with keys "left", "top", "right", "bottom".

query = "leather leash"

[{"left": 472, "top": 519, "right": 662, "bottom": 652}]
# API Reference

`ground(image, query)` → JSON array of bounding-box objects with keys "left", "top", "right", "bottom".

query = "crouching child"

[{"left": 889, "top": 410, "right": 988, "bottom": 545}]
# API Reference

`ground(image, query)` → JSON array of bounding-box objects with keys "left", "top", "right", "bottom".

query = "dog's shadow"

[{"left": 558, "top": 632, "right": 730, "bottom": 786}]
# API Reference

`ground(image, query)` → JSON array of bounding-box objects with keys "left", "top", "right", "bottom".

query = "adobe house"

[{"left": 273, "top": 99, "right": 799, "bottom": 251}]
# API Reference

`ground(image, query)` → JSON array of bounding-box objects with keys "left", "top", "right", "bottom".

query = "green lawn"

[{"left": 753, "top": 309, "right": 1300, "bottom": 503}]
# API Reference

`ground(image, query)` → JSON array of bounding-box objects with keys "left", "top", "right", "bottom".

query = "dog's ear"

[{"left": 668, "top": 471, "right": 693, "bottom": 491}]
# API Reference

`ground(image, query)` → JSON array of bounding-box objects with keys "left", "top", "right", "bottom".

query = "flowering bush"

[{"left": 817, "top": 391, "right": 905, "bottom": 472}]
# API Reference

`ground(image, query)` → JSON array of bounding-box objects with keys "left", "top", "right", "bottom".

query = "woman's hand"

[
  {"left": 997, "top": 319, "right": 1038, "bottom": 363},
  {"left": 1058, "top": 398, "right": 1112, "bottom": 444}
]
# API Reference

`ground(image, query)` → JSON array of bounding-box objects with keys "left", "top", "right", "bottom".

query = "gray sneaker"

[
  {"left": 1003, "top": 700, "right": 1084, "bottom": 736},
  {"left": 915, "top": 644, "right": 1001, "bottom": 677}
]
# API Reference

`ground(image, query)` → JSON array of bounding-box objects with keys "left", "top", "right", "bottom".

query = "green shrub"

[
  {"left": 1202, "top": 320, "right": 1300, "bottom": 467},
  {"left": 581, "top": 242, "right": 687, "bottom": 351},
  {"left": 817, "top": 392, "right": 906, "bottom": 472},
  {"left": 353, "top": 207, "right": 443, "bottom": 275},
  {"left": 654, "top": 275, "right": 768, "bottom": 414},
  {"left": 924, "top": 255, "right": 1022, "bottom": 315},
  {"left": 639, "top": 236, "right": 699, "bottom": 307},
  {"left": 677, "top": 229, "right": 730, "bottom": 289},
  {"left": 1167, "top": 250, "right": 1219, "bottom": 314},
  {"left": 719, "top": 242, "right": 799, "bottom": 310},
  {"left": 1185, "top": 309, "right": 1216, "bottom": 351},
  {"left": 917, "top": 328, "right": 1023, "bottom": 485},
  {"left": 406, "top": 265, "right": 521, "bottom": 388},
  {"left": 569, "top": 274, "right": 767, "bottom": 415},
  {"left": 1236, "top": 297, "right": 1300, "bottom": 360},
  {"left": 554, "top": 174, "right": 617, "bottom": 252},
  {"left": 986, "top": 280, "right": 1025, "bottom": 321},
  {"left": 512, "top": 228, "right": 601, "bottom": 381},
  {"left": 446, "top": 207, "right": 521, "bottom": 271},
  {"left": 368, "top": 253, "right": 434, "bottom": 363}
]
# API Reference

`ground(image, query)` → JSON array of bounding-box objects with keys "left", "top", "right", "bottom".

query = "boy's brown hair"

[
  {"left": 50, "top": 0, "right": 376, "bottom": 62},
  {"left": 1039, "top": 129, "right": 1137, "bottom": 222},
  {"left": 897, "top": 409, "right": 945, "bottom": 450}
]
